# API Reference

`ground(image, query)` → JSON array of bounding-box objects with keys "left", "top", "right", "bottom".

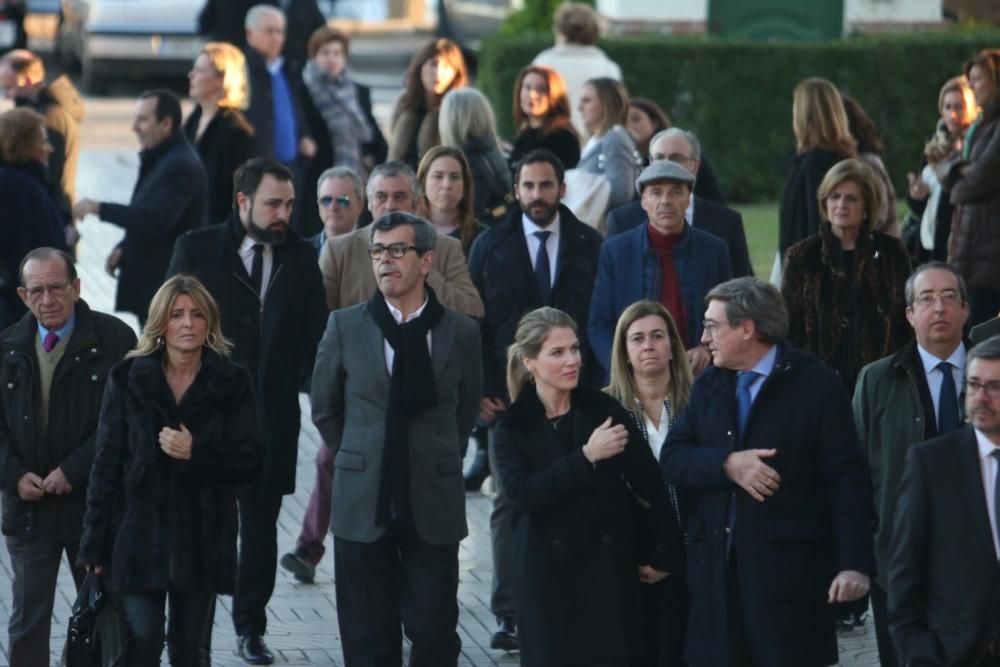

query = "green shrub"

[
  {"left": 479, "top": 30, "right": 1000, "bottom": 202},
  {"left": 498, "top": 0, "right": 595, "bottom": 36}
]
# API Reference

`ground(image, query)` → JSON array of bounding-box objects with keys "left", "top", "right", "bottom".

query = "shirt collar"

[
  {"left": 386, "top": 295, "right": 429, "bottom": 324},
  {"left": 685, "top": 196, "right": 695, "bottom": 225},
  {"left": 917, "top": 342, "right": 966, "bottom": 376},
  {"left": 976, "top": 427, "right": 1000, "bottom": 461},
  {"left": 266, "top": 56, "right": 285, "bottom": 75},
  {"left": 522, "top": 211, "right": 561, "bottom": 239},
  {"left": 239, "top": 235, "right": 270, "bottom": 253},
  {"left": 38, "top": 312, "right": 76, "bottom": 344},
  {"left": 747, "top": 344, "right": 778, "bottom": 379}
]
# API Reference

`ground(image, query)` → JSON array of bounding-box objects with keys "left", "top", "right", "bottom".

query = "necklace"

[{"left": 548, "top": 410, "right": 569, "bottom": 429}]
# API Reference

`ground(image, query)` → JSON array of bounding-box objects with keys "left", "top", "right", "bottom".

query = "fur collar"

[
  {"left": 116, "top": 346, "right": 242, "bottom": 411},
  {"left": 503, "top": 382, "right": 617, "bottom": 431}
]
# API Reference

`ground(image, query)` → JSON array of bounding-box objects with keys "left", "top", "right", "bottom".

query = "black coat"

[
  {"left": 604, "top": 196, "right": 754, "bottom": 277},
  {"left": 464, "top": 136, "right": 512, "bottom": 224},
  {"left": 661, "top": 343, "right": 875, "bottom": 667},
  {"left": 0, "top": 300, "right": 135, "bottom": 542},
  {"left": 243, "top": 47, "right": 310, "bottom": 162},
  {"left": 198, "top": 0, "right": 324, "bottom": 68},
  {"left": 299, "top": 80, "right": 387, "bottom": 237},
  {"left": 0, "top": 160, "right": 67, "bottom": 328},
  {"left": 494, "top": 385, "right": 681, "bottom": 667},
  {"left": 77, "top": 349, "right": 261, "bottom": 593},
  {"left": 167, "top": 213, "right": 327, "bottom": 494},
  {"left": 467, "top": 203, "right": 603, "bottom": 398},
  {"left": 184, "top": 107, "right": 256, "bottom": 225},
  {"left": 100, "top": 131, "right": 207, "bottom": 318},
  {"left": 778, "top": 147, "right": 845, "bottom": 255}
]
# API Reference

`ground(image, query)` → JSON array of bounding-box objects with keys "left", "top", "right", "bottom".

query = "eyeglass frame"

[
  {"left": 318, "top": 195, "right": 352, "bottom": 209},
  {"left": 966, "top": 379, "right": 1000, "bottom": 399},
  {"left": 910, "top": 290, "right": 964, "bottom": 309},
  {"left": 368, "top": 243, "right": 421, "bottom": 260},
  {"left": 22, "top": 281, "right": 73, "bottom": 301}
]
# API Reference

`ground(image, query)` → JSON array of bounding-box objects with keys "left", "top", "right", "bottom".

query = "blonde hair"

[
  {"left": 937, "top": 75, "right": 978, "bottom": 124},
  {"left": 506, "top": 308, "right": 578, "bottom": 401},
  {"left": 605, "top": 300, "right": 692, "bottom": 417},
  {"left": 129, "top": 275, "right": 233, "bottom": 359},
  {"left": 0, "top": 108, "right": 46, "bottom": 164},
  {"left": 816, "top": 158, "right": 880, "bottom": 230},
  {"left": 201, "top": 42, "right": 249, "bottom": 109},
  {"left": 553, "top": 2, "right": 601, "bottom": 45},
  {"left": 791, "top": 78, "right": 857, "bottom": 157},
  {"left": 584, "top": 77, "right": 629, "bottom": 137},
  {"left": 439, "top": 87, "right": 498, "bottom": 148}
]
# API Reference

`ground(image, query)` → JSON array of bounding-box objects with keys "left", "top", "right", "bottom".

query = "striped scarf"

[{"left": 302, "top": 61, "right": 373, "bottom": 171}]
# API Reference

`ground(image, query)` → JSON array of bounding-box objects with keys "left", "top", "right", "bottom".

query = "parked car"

[{"left": 58, "top": 0, "right": 204, "bottom": 92}]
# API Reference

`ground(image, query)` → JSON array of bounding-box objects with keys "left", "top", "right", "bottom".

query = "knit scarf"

[
  {"left": 367, "top": 285, "right": 444, "bottom": 530},
  {"left": 301, "top": 61, "right": 373, "bottom": 171},
  {"left": 647, "top": 224, "right": 689, "bottom": 347}
]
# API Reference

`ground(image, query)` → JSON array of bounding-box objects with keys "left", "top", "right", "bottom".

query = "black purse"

[{"left": 65, "top": 571, "right": 105, "bottom": 667}]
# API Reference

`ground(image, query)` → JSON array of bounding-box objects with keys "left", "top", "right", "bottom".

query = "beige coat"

[{"left": 318, "top": 227, "right": 484, "bottom": 317}]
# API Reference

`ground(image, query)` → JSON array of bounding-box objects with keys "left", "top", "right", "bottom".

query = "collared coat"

[
  {"left": 167, "top": 213, "right": 327, "bottom": 494},
  {"left": 0, "top": 300, "right": 135, "bottom": 541},
  {"left": 467, "top": 203, "right": 603, "bottom": 398},
  {"left": 661, "top": 343, "right": 875, "bottom": 667},
  {"left": 77, "top": 349, "right": 261, "bottom": 593},
  {"left": 100, "top": 131, "right": 207, "bottom": 318}
]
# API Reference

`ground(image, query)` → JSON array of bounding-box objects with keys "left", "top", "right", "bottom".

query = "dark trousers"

[
  {"left": 633, "top": 574, "right": 688, "bottom": 667},
  {"left": 296, "top": 444, "right": 334, "bottom": 565},
  {"left": 118, "top": 589, "right": 214, "bottom": 666},
  {"left": 487, "top": 428, "right": 515, "bottom": 620},
  {"left": 726, "top": 553, "right": 754, "bottom": 667},
  {"left": 5, "top": 534, "right": 84, "bottom": 666},
  {"left": 333, "top": 527, "right": 461, "bottom": 667},
  {"left": 232, "top": 484, "right": 285, "bottom": 636},
  {"left": 870, "top": 582, "right": 899, "bottom": 667}
]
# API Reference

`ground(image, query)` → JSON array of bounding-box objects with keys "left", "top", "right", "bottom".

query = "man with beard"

[
  {"left": 467, "top": 148, "right": 603, "bottom": 651},
  {"left": 589, "top": 160, "right": 731, "bottom": 382},
  {"left": 167, "top": 157, "right": 326, "bottom": 665}
]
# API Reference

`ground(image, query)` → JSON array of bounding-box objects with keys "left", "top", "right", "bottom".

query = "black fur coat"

[{"left": 77, "top": 348, "right": 261, "bottom": 594}]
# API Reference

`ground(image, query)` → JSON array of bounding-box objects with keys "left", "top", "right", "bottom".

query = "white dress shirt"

[
  {"left": 383, "top": 297, "right": 432, "bottom": 373},
  {"left": 975, "top": 429, "right": 1000, "bottom": 559},
  {"left": 685, "top": 197, "right": 695, "bottom": 226},
  {"left": 917, "top": 343, "right": 966, "bottom": 425},
  {"left": 522, "top": 212, "right": 561, "bottom": 288},
  {"left": 238, "top": 236, "right": 274, "bottom": 302},
  {"left": 643, "top": 402, "right": 671, "bottom": 461}
]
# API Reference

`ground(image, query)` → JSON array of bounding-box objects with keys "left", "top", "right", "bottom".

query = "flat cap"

[{"left": 635, "top": 160, "right": 695, "bottom": 195}]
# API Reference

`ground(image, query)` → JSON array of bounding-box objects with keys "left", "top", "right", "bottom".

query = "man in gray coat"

[{"left": 310, "top": 211, "right": 481, "bottom": 667}]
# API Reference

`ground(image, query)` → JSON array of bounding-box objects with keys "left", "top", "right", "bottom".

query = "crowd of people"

[{"left": 1, "top": 2, "right": 1000, "bottom": 666}]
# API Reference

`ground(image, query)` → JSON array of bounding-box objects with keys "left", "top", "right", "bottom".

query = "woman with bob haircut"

[
  {"left": 439, "top": 87, "right": 511, "bottom": 224},
  {"left": 576, "top": 76, "right": 640, "bottom": 211},
  {"left": 299, "top": 24, "right": 386, "bottom": 237},
  {"left": 493, "top": 306, "right": 680, "bottom": 667},
  {"left": 78, "top": 274, "right": 262, "bottom": 666},
  {"left": 606, "top": 299, "right": 692, "bottom": 667},
  {"left": 184, "top": 42, "right": 256, "bottom": 225},
  {"left": 388, "top": 37, "right": 468, "bottom": 170},
  {"left": 416, "top": 145, "right": 488, "bottom": 255},
  {"left": 778, "top": 77, "right": 857, "bottom": 258},
  {"left": 509, "top": 64, "right": 581, "bottom": 170},
  {"left": 783, "top": 158, "right": 911, "bottom": 391},
  {"left": 944, "top": 48, "right": 1000, "bottom": 326}
]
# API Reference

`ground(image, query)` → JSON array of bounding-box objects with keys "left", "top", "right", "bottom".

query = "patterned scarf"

[{"left": 301, "top": 61, "right": 373, "bottom": 171}]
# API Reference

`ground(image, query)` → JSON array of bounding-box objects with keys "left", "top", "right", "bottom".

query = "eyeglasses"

[
  {"left": 911, "top": 291, "right": 962, "bottom": 309},
  {"left": 24, "top": 282, "right": 71, "bottom": 300},
  {"left": 369, "top": 243, "right": 419, "bottom": 260},
  {"left": 966, "top": 380, "right": 1000, "bottom": 399},
  {"left": 702, "top": 320, "right": 724, "bottom": 337},
  {"left": 319, "top": 195, "right": 352, "bottom": 209}
]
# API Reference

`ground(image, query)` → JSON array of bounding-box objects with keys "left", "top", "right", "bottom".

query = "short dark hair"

[
  {"left": 514, "top": 149, "right": 565, "bottom": 186},
  {"left": 705, "top": 277, "right": 788, "bottom": 344},
  {"left": 904, "top": 261, "right": 968, "bottom": 307},
  {"left": 233, "top": 158, "right": 294, "bottom": 204},
  {"left": 967, "top": 336, "right": 1000, "bottom": 377},
  {"left": 369, "top": 212, "right": 437, "bottom": 255},
  {"left": 138, "top": 88, "right": 182, "bottom": 133},
  {"left": 18, "top": 247, "right": 77, "bottom": 285}
]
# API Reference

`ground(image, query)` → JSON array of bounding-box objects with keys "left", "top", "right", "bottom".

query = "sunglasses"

[{"left": 319, "top": 195, "right": 352, "bottom": 209}]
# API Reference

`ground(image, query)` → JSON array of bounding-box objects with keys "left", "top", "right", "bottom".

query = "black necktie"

[
  {"left": 250, "top": 243, "right": 264, "bottom": 295},
  {"left": 936, "top": 361, "right": 961, "bottom": 434},
  {"left": 534, "top": 231, "right": 551, "bottom": 305}
]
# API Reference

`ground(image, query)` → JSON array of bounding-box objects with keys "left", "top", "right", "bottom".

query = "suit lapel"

[
  {"left": 431, "top": 313, "right": 455, "bottom": 382},
  {"left": 361, "top": 305, "right": 392, "bottom": 392},
  {"left": 957, "top": 429, "right": 998, "bottom": 558}
]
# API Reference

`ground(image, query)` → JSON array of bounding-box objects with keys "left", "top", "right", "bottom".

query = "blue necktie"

[
  {"left": 936, "top": 361, "right": 961, "bottom": 434},
  {"left": 533, "top": 231, "right": 552, "bottom": 305},
  {"left": 728, "top": 370, "right": 759, "bottom": 553}
]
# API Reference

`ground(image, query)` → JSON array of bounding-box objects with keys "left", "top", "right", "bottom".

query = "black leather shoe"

[
  {"left": 238, "top": 635, "right": 274, "bottom": 665},
  {"left": 490, "top": 616, "right": 518, "bottom": 651},
  {"left": 280, "top": 548, "right": 316, "bottom": 583}
]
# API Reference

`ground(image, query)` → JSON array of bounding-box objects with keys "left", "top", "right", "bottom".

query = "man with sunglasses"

[
  {"left": 311, "top": 211, "right": 481, "bottom": 666},
  {"left": 890, "top": 334, "right": 1000, "bottom": 666},
  {"left": 309, "top": 166, "right": 365, "bottom": 254}
]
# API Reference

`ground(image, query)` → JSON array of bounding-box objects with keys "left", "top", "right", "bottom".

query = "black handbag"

[{"left": 66, "top": 571, "right": 104, "bottom": 666}]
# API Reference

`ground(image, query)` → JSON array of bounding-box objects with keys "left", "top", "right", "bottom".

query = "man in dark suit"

[
  {"left": 605, "top": 127, "right": 754, "bottom": 277},
  {"left": 167, "top": 158, "right": 326, "bottom": 664},
  {"left": 467, "top": 148, "right": 603, "bottom": 650},
  {"left": 73, "top": 89, "right": 206, "bottom": 325},
  {"left": 662, "top": 277, "right": 874, "bottom": 667},
  {"left": 890, "top": 335, "right": 1000, "bottom": 666},
  {"left": 853, "top": 261, "right": 971, "bottom": 667},
  {"left": 311, "top": 212, "right": 481, "bottom": 667},
  {"left": 200, "top": 0, "right": 324, "bottom": 69}
]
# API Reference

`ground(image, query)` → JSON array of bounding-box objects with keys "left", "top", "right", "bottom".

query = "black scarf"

[{"left": 367, "top": 285, "right": 445, "bottom": 529}]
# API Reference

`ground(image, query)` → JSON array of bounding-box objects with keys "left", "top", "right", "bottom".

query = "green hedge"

[{"left": 478, "top": 30, "right": 1000, "bottom": 202}]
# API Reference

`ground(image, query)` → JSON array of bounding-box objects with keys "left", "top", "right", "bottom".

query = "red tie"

[{"left": 43, "top": 332, "right": 59, "bottom": 353}]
